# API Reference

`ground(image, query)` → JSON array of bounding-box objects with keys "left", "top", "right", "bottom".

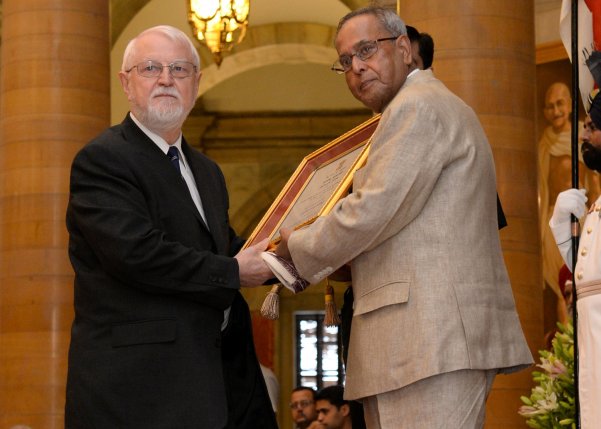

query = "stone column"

[
  {"left": 0, "top": 1, "right": 109, "bottom": 427},
  {"left": 391, "top": 1, "right": 539, "bottom": 427}
]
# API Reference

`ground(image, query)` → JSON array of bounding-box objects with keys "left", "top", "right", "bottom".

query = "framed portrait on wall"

[{"left": 535, "top": 41, "right": 598, "bottom": 340}]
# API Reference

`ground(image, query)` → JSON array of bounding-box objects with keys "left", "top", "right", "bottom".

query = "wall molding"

[{"left": 536, "top": 40, "right": 568, "bottom": 64}]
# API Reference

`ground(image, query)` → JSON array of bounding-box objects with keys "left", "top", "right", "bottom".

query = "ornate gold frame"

[{"left": 244, "top": 114, "right": 381, "bottom": 248}]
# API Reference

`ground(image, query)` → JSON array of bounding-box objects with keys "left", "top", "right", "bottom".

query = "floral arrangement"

[{"left": 518, "top": 322, "right": 575, "bottom": 428}]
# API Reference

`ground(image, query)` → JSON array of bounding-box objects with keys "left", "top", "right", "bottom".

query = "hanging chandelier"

[{"left": 188, "top": 0, "right": 250, "bottom": 66}]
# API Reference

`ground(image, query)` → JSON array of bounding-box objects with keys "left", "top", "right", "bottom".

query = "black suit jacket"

[{"left": 65, "top": 114, "right": 276, "bottom": 429}]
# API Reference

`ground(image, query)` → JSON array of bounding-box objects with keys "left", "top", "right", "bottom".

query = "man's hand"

[
  {"left": 550, "top": 188, "right": 587, "bottom": 226},
  {"left": 274, "top": 227, "right": 293, "bottom": 260},
  {"left": 235, "top": 238, "right": 273, "bottom": 287}
]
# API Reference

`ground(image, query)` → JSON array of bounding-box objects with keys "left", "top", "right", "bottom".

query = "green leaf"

[
  {"left": 518, "top": 322, "right": 574, "bottom": 428},
  {"left": 521, "top": 396, "right": 533, "bottom": 405}
]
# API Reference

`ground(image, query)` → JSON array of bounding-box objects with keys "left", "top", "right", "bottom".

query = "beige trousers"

[{"left": 362, "top": 369, "right": 497, "bottom": 429}]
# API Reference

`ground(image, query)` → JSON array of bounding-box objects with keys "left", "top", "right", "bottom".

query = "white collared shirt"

[{"left": 130, "top": 113, "right": 208, "bottom": 227}]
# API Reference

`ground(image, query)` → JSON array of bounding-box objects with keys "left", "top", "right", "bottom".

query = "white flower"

[
  {"left": 519, "top": 323, "right": 574, "bottom": 427},
  {"left": 518, "top": 405, "right": 545, "bottom": 417},
  {"left": 537, "top": 357, "right": 568, "bottom": 379},
  {"left": 536, "top": 391, "right": 558, "bottom": 412}
]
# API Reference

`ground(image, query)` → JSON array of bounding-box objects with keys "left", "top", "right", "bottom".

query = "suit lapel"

[
  {"left": 121, "top": 115, "right": 214, "bottom": 238},
  {"left": 181, "top": 140, "right": 228, "bottom": 253}
]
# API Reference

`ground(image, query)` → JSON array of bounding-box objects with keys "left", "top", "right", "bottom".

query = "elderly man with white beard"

[{"left": 64, "top": 25, "right": 277, "bottom": 429}]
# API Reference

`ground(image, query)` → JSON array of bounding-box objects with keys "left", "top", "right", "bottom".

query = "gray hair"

[
  {"left": 121, "top": 25, "right": 200, "bottom": 71},
  {"left": 335, "top": 7, "right": 406, "bottom": 40}
]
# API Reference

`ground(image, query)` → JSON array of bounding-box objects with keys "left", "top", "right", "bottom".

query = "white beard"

[
  {"left": 145, "top": 99, "right": 185, "bottom": 130},
  {"left": 133, "top": 87, "right": 191, "bottom": 132}
]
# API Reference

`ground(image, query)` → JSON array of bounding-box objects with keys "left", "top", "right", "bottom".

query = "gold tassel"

[
  {"left": 260, "top": 284, "right": 284, "bottom": 320},
  {"left": 324, "top": 279, "right": 341, "bottom": 327}
]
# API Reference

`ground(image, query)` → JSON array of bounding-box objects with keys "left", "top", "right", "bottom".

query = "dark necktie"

[{"left": 167, "top": 146, "right": 181, "bottom": 175}]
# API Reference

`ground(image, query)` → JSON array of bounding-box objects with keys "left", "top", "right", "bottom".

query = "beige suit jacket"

[{"left": 288, "top": 69, "right": 533, "bottom": 400}]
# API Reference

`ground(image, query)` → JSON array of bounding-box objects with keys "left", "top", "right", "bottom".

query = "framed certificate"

[{"left": 244, "top": 114, "right": 381, "bottom": 248}]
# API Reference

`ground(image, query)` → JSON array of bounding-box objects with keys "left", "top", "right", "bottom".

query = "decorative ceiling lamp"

[{"left": 188, "top": 0, "right": 250, "bottom": 66}]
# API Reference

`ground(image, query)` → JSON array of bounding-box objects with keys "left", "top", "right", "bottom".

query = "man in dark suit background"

[{"left": 65, "top": 25, "right": 277, "bottom": 429}]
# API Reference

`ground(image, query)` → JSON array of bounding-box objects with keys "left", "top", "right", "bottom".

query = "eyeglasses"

[
  {"left": 125, "top": 60, "right": 197, "bottom": 79},
  {"left": 331, "top": 36, "right": 399, "bottom": 74},
  {"left": 289, "top": 400, "right": 314, "bottom": 410}
]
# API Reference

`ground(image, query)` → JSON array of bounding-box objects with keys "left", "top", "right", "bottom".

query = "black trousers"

[{"left": 221, "top": 292, "right": 278, "bottom": 429}]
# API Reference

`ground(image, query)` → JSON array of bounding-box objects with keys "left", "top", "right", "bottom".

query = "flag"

[{"left": 559, "top": 0, "right": 598, "bottom": 110}]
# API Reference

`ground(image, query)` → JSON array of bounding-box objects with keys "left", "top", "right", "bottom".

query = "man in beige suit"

[{"left": 276, "top": 7, "right": 533, "bottom": 428}]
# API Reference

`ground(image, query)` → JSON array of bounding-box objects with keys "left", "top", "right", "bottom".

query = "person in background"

[
  {"left": 405, "top": 25, "right": 434, "bottom": 70},
  {"left": 290, "top": 386, "right": 321, "bottom": 429},
  {"left": 315, "top": 385, "right": 366, "bottom": 429},
  {"left": 557, "top": 263, "right": 574, "bottom": 325},
  {"left": 276, "top": 7, "right": 532, "bottom": 428},
  {"left": 65, "top": 25, "right": 276, "bottom": 428},
  {"left": 543, "top": 263, "right": 574, "bottom": 349},
  {"left": 540, "top": 82, "right": 601, "bottom": 304},
  {"left": 549, "top": 90, "right": 601, "bottom": 429}
]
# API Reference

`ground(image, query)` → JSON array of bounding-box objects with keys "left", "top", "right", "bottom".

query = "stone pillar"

[
  {"left": 0, "top": 1, "right": 109, "bottom": 427},
  {"left": 394, "top": 1, "right": 539, "bottom": 427}
]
